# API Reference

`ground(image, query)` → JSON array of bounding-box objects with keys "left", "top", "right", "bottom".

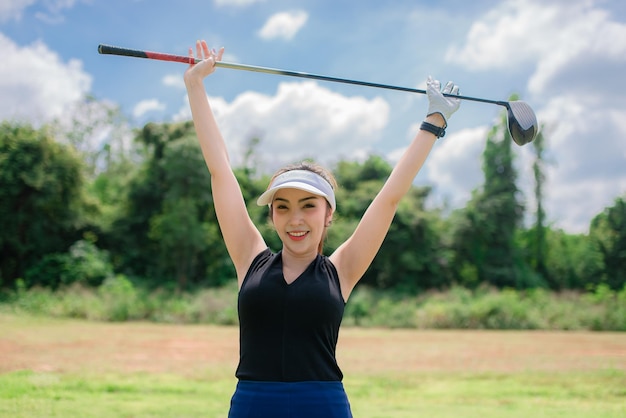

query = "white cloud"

[
  {"left": 258, "top": 10, "right": 308, "bottom": 41},
  {"left": 163, "top": 74, "right": 185, "bottom": 89},
  {"left": 426, "top": 127, "right": 488, "bottom": 207},
  {"left": 35, "top": 1, "right": 78, "bottom": 23},
  {"left": 445, "top": 0, "right": 626, "bottom": 96},
  {"left": 214, "top": 0, "right": 264, "bottom": 7},
  {"left": 445, "top": 1, "right": 560, "bottom": 70},
  {"left": 0, "top": 0, "right": 87, "bottom": 23},
  {"left": 133, "top": 99, "right": 166, "bottom": 119},
  {"left": 536, "top": 95, "right": 626, "bottom": 232},
  {"left": 0, "top": 0, "right": 36, "bottom": 22},
  {"left": 0, "top": 33, "right": 91, "bottom": 125},
  {"left": 440, "top": 0, "right": 626, "bottom": 233},
  {"left": 175, "top": 81, "right": 389, "bottom": 169}
]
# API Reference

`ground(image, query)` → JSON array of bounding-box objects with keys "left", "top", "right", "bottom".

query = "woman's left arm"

[{"left": 330, "top": 78, "right": 460, "bottom": 301}]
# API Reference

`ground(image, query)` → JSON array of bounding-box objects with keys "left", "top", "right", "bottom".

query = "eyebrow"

[{"left": 273, "top": 196, "right": 320, "bottom": 204}]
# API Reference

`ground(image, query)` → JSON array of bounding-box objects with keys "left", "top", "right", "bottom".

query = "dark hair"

[{"left": 267, "top": 161, "right": 337, "bottom": 254}]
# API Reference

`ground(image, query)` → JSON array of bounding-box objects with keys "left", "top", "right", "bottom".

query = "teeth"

[{"left": 289, "top": 231, "right": 307, "bottom": 237}]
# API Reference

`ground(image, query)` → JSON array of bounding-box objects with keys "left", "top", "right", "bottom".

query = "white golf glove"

[{"left": 426, "top": 76, "right": 460, "bottom": 126}]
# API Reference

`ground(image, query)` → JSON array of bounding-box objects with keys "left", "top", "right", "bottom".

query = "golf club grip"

[{"left": 98, "top": 44, "right": 197, "bottom": 64}]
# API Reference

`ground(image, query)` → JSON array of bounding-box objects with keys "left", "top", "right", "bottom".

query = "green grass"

[
  {"left": 1, "top": 313, "right": 625, "bottom": 417},
  {"left": 346, "top": 371, "right": 626, "bottom": 418},
  {"left": 2, "top": 370, "right": 624, "bottom": 417},
  {"left": 1, "top": 371, "right": 234, "bottom": 417}
]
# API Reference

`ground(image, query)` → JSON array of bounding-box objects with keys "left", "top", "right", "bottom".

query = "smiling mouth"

[{"left": 287, "top": 231, "right": 308, "bottom": 240}]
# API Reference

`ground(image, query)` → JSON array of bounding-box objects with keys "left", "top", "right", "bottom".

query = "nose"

[{"left": 288, "top": 208, "right": 304, "bottom": 226}]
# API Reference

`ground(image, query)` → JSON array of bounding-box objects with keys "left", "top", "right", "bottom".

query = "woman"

[{"left": 184, "top": 40, "right": 460, "bottom": 418}]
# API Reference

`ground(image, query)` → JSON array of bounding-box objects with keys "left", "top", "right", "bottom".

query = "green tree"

[
  {"left": 529, "top": 129, "right": 549, "bottom": 282},
  {"left": 49, "top": 96, "right": 133, "bottom": 178},
  {"left": 148, "top": 134, "right": 217, "bottom": 289},
  {"left": 24, "top": 239, "right": 114, "bottom": 288},
  {"left": 106, "top": 122, "right": 235, "bottom": 289},
  {"left": 0, "top": 122, "right": 89, "bottom": 287},
  {"left": 107, "top": 122, "right": 187, "bottom": 283},
  {"left": 542, "top": 229, "right": 601, "bottom": 290},
  {"left": 330, "top": 155, "right": 446, "bottom": 291},
  {"left": 367, "top": 186, "right": 447, "bottom": 291},
  {"left": 450, "top": 100, "right": 526, "bottom": 288},
  {"left": 590, "top": 196, "right": 626, "bottom": 290}
]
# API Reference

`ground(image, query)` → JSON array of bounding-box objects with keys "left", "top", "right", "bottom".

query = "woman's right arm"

[{"left": 184, "top": 40, "right": 266, "bottom": 285}]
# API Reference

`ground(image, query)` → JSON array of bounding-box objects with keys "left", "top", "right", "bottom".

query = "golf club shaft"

[{"left": 98, "top": 44, "right": 508, "bottom": 107}]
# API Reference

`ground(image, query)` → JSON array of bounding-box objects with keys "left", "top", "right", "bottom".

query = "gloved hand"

[{"left": 426, "top": 76, "right": 460, "bottom": 127}]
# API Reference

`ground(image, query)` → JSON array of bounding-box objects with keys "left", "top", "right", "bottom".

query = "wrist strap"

[{"left": 420, "top": 121, "right": 446, "bottom": 138}]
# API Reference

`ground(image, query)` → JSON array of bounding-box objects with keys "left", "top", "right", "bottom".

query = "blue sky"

[{"left": 1, "top": 0, "right": 625, "bottom": 233}]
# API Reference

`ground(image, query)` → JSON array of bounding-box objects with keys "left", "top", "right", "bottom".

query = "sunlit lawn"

[{"left": 1, "top": 314, "right": 625, "bottom": 417}]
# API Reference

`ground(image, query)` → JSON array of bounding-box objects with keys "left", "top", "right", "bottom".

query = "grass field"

[{"left": 1, "top": 313, "right": 625, "bottom": 417}]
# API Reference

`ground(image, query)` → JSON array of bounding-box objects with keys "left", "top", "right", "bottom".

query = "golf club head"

[{"left": 507, "top": 101, "right": 538, "bottom": 146}]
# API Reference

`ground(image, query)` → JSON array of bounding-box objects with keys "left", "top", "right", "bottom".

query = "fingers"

[
  {"left": 426, "top": 76, "right": 461, "bottom": 123},
  {"left": 202, "top": 42, "right": 211, "bottom": 60},
  {"left": 198, "top": 41, "right": 224, "bottom": 62},
  {"left": 187, "top": 40, "right": 225, "bottom": 72},
  {"left": 196, "top": 40, "right": 202, "bottom": 60},
  {"left": 188, "top": 47, "right": 194, "bottom": 66},
  {"left": 427, "top": 76, "right": 440, "bottom": 91},
  {"left": 428, "top": 78, "right": 459, "bottom": 95},
  {"left": 430, "top": 78, "right": 460, "bottom": 99}
]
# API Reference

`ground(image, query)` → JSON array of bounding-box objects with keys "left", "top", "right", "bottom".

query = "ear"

[{"left": 325, "top": 207, "right": 333, "bottom": 227}]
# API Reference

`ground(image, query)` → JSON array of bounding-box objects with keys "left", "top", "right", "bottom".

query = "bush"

[
  {"left": 56, "top": 283, "right": 103, "bottom": 320},
  {"left": 344, "top": 287, "right": 376, "bottom": 326},
  {"left": 9, "top": 279, "right": 56, "bottom": 315},
  {"left": 583, "top": 284, "right": 626, "bottom": 331},
  {"left": 187, "top": 285, "right": 238, "bottom": 325},
  {"left": 2, "top": 283, "right": 625, "bottom": 331},
  {"left": 24, "top": 240, "right": 114, "bottom": 288},
  {"left": 344, "top": 284, "right": 626, "bottom": 331},
  {"left": 369, "top": 298, "right": 418, "bottom": 328},
  {"left": 147, "top": 283, "right": 238, "bottom": 325},
  {"left": 98, "top": 275, "right": 141, "bottom": 321}
]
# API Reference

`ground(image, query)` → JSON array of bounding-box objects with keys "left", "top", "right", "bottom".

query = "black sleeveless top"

[{"left": 235, "top": 249, "right": 345, "bottom": 382}]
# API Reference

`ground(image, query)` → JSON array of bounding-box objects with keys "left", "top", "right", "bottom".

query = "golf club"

[{"left": 98, "top": 44, "right": 538, "bottom": 145}]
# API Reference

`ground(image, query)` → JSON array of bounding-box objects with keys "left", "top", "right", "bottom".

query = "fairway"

[{"left": 1, "top": 313, "right": 625, "bottom": 417}]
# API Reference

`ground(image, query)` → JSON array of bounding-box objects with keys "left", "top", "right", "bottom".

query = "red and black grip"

[{"left": 97, "top": 44, "right": 198, "bottom": 64}]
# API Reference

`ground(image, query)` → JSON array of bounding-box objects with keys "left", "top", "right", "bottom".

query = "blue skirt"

[{"left": 228, "top": 380, "right": 353, "bottom": 418}]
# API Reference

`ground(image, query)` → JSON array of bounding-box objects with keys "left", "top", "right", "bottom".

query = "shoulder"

[
  {"left": 319, "top": 254, "right": 339, "bottom": 275},
  {"left": 318, "top": 254, "right": 342, "bottom": 286},
  {"left": 326, "top": 251, "right": 353, "bottom": 303},
  {"left": 248, "top": 248, "right": 276, "bottom": 272},
  {"left": 239, "top": 248, "right": 275, "bottom": 288}
]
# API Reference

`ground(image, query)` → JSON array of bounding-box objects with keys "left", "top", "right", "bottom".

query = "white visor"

[{"left": 256, "top": 170, "right": 336, "bottom": 211}]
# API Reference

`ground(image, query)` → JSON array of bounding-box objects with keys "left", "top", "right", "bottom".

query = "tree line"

[{"left": 1, "top": 110, "right": 624, "bottom": 294}]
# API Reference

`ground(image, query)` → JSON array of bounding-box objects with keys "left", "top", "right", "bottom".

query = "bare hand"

[{"left": 184, "top": 40, "right": 224, "bottom": 85}]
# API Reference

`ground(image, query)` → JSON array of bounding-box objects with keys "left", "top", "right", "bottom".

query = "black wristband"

[{"left": 420, "top": 121, "right": 446, "bottom": 138}]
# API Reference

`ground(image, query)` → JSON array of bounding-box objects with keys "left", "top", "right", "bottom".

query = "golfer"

[{"left": 184, "top": 40, "right": 460, "bottom": 418}]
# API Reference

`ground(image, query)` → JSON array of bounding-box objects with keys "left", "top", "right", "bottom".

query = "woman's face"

[{"left": 271, "top": 188, "right": 332, "bottom": 257}]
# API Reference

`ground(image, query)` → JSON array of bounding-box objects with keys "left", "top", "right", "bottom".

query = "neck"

[
  {"left": 280, "top": 248, "right": 317, "bottom": 284},
  {"left": 281, "top": 248, "right": 318, "bottom": 270},
  {"left": 281, "top": 247, "right": 317, "bottom": 265}
]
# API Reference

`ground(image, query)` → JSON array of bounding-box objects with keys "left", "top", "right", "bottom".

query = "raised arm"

[
  {"left": 330, "top": 77, "right": 460, "bottom": 300},
  {"left": 184, "top": 41, "right": 266, "bottom": 285}
]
